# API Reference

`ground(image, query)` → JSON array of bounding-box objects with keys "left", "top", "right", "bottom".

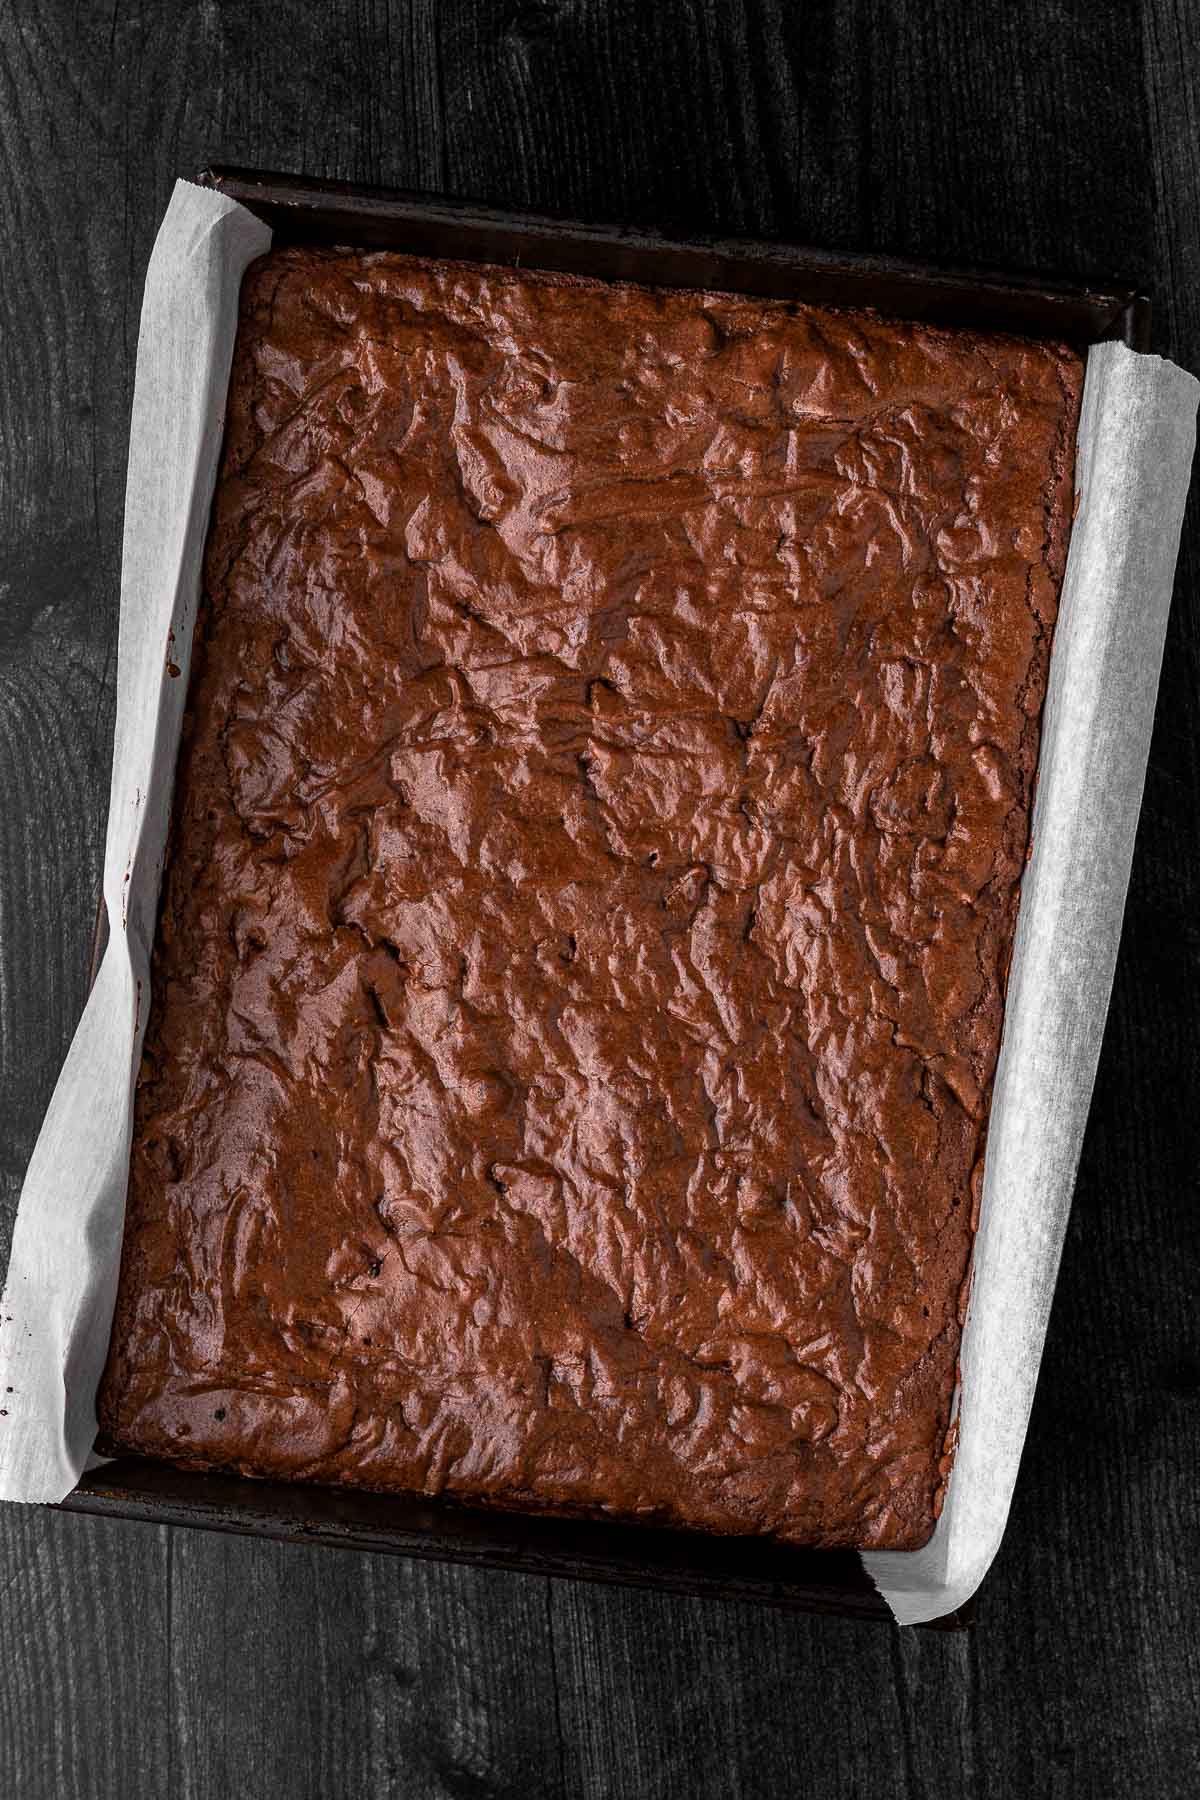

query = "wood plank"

[
  {"left": 0, "top": 1508, "right": 170, "bottom": 1800},
  {"left": 164, "top": 1524, "right": 564, "bottom": 1798}
]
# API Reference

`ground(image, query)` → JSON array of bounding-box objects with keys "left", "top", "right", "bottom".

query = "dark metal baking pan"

[
  {"left": 197, "top": 166, "right": 1149, "bottom": 349},
  {"left": 56, "top": 166, "right": 1151, "bottom": 1629}
]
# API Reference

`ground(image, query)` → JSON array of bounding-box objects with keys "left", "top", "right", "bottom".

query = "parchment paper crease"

[{"left": 0, "top": 182, "right": 1194, "bottom": 1626}]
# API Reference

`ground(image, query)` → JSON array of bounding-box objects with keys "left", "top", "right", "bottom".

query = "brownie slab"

[{"left": 99, "top": 248, "right": 1081, "bottom": 1549}]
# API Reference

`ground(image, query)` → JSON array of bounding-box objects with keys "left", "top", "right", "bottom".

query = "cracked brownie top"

[{"left": 98, "top": 246, "right": 1082, "bottom": 1549}]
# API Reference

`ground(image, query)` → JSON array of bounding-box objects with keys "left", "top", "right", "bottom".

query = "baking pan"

[{"left": 55, "top": 166, "right": 1151, "bottom": 1627}]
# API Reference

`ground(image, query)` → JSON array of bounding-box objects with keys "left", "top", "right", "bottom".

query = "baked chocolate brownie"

[{"left": 98, "top": 247, "right": 1082, "bottom": 1549}]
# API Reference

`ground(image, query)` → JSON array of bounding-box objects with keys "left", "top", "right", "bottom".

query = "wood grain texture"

[{"left": 0, "top": 2, "right": 1197, "bottom": 1796}]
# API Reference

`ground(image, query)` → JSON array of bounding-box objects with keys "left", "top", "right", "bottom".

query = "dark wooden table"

[{"left": 1, "top": 4, "right": 1197, "bottom": 1795}]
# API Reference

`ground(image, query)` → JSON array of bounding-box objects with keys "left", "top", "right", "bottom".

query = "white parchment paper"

[
  {"left": 865, "top": 342, "right": 1198, "bottom": 1621},
  {"left": 0, "top": 182, "right": 1195, "bottom": 1625},
  {"left": 0, "top": 183, "right": 270, "bottom": 1502}
]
